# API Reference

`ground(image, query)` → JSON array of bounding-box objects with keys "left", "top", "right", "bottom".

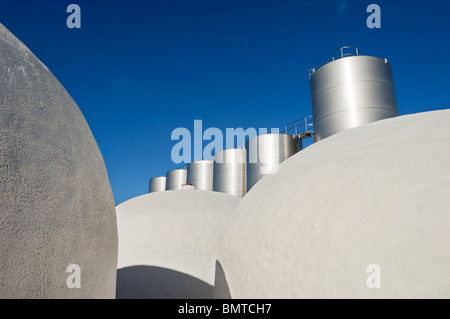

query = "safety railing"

[
  {"left": 333, "top": 46, "right": 359, "bottom": 60},
  {"left": 309, "top": 46, "right": 360, "bottom": 79},
  {"left": 175, "top": 116, "right": 314, "bottom": 169},
  {"left": 283, "top": 115, "right": 314, "bottom": 138}
]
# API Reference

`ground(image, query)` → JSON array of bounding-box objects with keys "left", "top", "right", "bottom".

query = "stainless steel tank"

[
  {"left": 149, "top": 176, "right": 166, "bottom": 193},
  {"left": 165, "top": 169, "right": 187, "bottom": 190},
  {"left": 213, "top": 148, "right": 246, "bottom": 198},
  {"left": 187, "top": 160, "right": 214, "bottom": 191},
  {"left": 309, "top": 47, "right": 398, "bottom": 141},
  {"left": 246, "top": 133, "right": 300, "bottom": 191}
]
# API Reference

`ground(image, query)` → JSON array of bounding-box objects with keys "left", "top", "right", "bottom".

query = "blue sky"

[{"left": 1, "top": 0, "right": 449, "bottom": 204}]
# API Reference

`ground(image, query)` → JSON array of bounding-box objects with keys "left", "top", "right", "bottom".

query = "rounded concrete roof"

[
  {"left": 116, "top": 190, "right": 240, "bottom": 298},
  {"left": 0, "top": 23, "right": 117, "bottom": 298},
  {"left": 216, "top": 109, "right": 450, "bottom": 298}
]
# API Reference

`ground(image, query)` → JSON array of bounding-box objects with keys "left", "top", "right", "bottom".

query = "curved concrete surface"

[
  {"left": 116, "top": 190, "right": 240, "bottom": 299},
  {"left": 0, "top": 23, "right": 118, "bottom": 298},
  {"left": 216, "top": 110, "right": 450, "bottom": 298}
]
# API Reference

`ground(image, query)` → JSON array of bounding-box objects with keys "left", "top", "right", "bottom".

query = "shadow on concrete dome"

[
  {"left": 215, "top": 109, "right": 450, "bottom": 299},
  {"left": 116, "top": 265, "right": 213, "bottom": 299},
  {"left": 116, "top": 190, "right": 240, "bottom": 299}
]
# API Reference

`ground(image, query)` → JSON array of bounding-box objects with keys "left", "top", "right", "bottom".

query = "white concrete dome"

[
  {"left": 0, "top": 23, "right": 118, "bottom": 298},
  {"left": 116, "top": 190, "right": 240, "bottom": 298},
  {"left": 216, "top": 109, "right": 450, "bottom": 299}
]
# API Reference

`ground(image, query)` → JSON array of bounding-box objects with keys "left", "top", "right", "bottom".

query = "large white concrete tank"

[
  {"left": 0, "top": 23, "right": 117, "bottom": 298},
  {"left": 116, "top": 190, "right": 240, "bottom": 298},
  {"left": 245, "top": 133, "right": 299, "bottom": 191},
  {"left": 309, "top": 47, "right": 399, "bottom": 141},
  {"left": 165, "top": 169, "right": 187, "bottom": 190},
  {"left": 215, "top": 109, "right": 450, "bottom": 299},
  {"left": 187, "top": 160, "right": 214, "bottom": 191},
  {"left": 149, "top": 176, "right": 166, "bottom": 193},
  {"left": 213, "top": 148, "right": 247, "bottom": 198}
]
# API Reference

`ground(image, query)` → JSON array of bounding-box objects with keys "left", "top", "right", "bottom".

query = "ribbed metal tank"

[
  {"left": 187, "top": 160, "right": 214, "bottom": 191},
  {"left": 149, "top": 176, "right": 166, "bottom": 193},
  {"left": 246, "top": 133, "right": 300, "bottom": 191},
  {"left": 165, "top": 169, "right": 187, "bottom": 190},
  {"left": 213, "top": 148, "right": 246, "bottom": 198},
  {"left": 309, "top": 47, "right": 399, "bottom": 141}
]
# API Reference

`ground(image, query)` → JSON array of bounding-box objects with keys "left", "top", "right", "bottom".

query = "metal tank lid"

[
  {"left": 150, "top": 176, "right": 166, "bottom": 180},
  {"left": 213, "top": 147, "right": 246, "bottom": 154},
  {"left": 308, "top": 46, "right": 388, "bottom": 79},
  {"left": 166, "top": 168, "right": 187, "bottom": 173},
  {"left": 247, "top": 132, "right": 295, "bottom": 138},
  {"left": 188, "top": 159, "right": 214, "bottom": 164},
  {"left": 213, "top": 148, "right": 246, "bottom": 164},
  {"left": 245, "top": 133, "right": 299, "bottom": 149}
]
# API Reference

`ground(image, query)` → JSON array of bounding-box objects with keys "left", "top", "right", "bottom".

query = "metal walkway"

[{"left": 283, "top": 115, "right": 314, "bottom": 140}]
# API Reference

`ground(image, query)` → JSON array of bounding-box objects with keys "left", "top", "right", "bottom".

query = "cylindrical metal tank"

[
  {"left": 246, "top": 133, "right": 300, "bottom": 191},
  {"left": 187, "top": 160, "right": 214, "bottom": 191},
  {"left": 213, "top": 148, "right": 246, "bottom": 198},
  {"left": 309, "top": 47, "right": 398, "bottom": 141},
  {"left": 165, "top": 169, "right": 187, "bottom": 190},
  {"left": 149, "top": 176, "right": 166, "bottom": 193}
]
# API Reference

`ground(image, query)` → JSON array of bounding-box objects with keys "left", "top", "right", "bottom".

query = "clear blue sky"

[{"left": 1, "top": 0, "right": 449, "bottom": 204}]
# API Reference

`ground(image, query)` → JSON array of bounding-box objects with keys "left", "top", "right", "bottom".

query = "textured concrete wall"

[
  {"left": 0, "top": 23, "right": 118, "bottom": 298},
  {"left": 116, "top": 190, "right": 240, "bottom": 298},
  {"left": 216, "top": 110, "right": 450, "bottom": 298}
]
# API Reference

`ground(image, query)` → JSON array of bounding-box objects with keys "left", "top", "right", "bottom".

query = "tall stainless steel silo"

[
  {"left": 165, "top": 169, "right": 187, "bottom": 190},
  {"left": 213, "top": 148, "right": 246, "bottom": 198},
  {"left": 246, "top": 133, "right": 300, "bottom": 191},
  {"left": 187, "top": 160, "right": 214, "bottom": 191},
  {"left": 149, "top": 176, "right": 166, "bottom": 193},
  {"left": 309, "top": 46, "right": 399, "bottom": 141}
]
